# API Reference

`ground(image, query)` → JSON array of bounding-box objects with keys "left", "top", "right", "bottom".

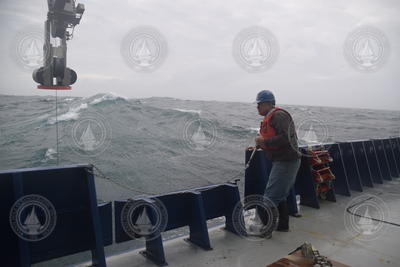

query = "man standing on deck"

[{"left": 254, "top": 90, "right": 301, "bottom": 234}]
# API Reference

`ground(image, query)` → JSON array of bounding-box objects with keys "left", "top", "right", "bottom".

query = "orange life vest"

[{"left": 259, "top": 107, "right": 283, "bottom": 150}]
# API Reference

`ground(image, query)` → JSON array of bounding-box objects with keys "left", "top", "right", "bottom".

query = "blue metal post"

[
  {"left": 142, "top": 235, "right": 166, "bottom": 266},
  {"left": 12, "top": 173, "right": 31, "bottom": 267},
  {"left": 223, "top": 184, "right": 242, "bottom": 235},
  {"left": 363, "top": 140, "right": 384, "bottom": 184},
  {"left": 373, "top": 139, "right": 392, "bottom": 181},
  {"left": 328, "top": 143, "right": 351, "bottom": 196},
  {"left": 186, "top": 191, "right": 212, "bottom": 250},
  {"left": 338, "top": 142, "right": 363, "bottom": 192},
  {"left": 85, "top": 168, "right": 107, "bottom": 267},
  {"left": 383, "top": 139, "right": 400, "bottom": 177},
  {"left": 351, "top": 141, "right": 374, "bottom": 187},
  {"left": 390, "top": 137, "right": 400, "bottom": 173}
]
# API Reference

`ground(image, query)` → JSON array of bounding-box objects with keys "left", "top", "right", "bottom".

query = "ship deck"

[{"left": 76, "top": 178, "right": 400, "bottom": 267}]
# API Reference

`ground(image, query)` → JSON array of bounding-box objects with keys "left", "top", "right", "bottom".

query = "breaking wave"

[
  {"left": 90, "top": 92, "right": 128, "bottom": 105},
  {"left": 47, "top": 103, "right": 88, "bottom": 124},
  {"left": 172, "top": 108, "right": 202, "bottom": 114}
]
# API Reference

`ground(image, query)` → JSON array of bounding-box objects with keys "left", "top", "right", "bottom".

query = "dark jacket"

[{"left": 263, "top": 109, "right": 301, "bottom": 161}]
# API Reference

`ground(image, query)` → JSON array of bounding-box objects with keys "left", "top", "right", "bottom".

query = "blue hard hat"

[{"left": 256, "top": 90, "right": 275, "bottom": 104}]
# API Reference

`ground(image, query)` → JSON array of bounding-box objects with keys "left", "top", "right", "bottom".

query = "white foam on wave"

[
  {"left": 249, "top": 127, "right": 259, "bottom": 133},
  {"left": 44, "top": 148, "right": 57, "bottom": 161},
  {"left": 172, "top": 108, "right": 202, "bottom": 114},
  {"left": 47, "top": 93, "right": 127, "bottom": 124},
  {"left": 90, "top": 92, "right": 127, "bottom": 105},
  {"left": 47, "top": 103, "right": 88, "bottom": 124}
]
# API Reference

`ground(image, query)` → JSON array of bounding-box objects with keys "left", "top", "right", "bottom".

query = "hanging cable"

[
  {"left": 226, "top": 146, "right": 259, "bottom": 184},
  {"left": 86, "top": 161, "right": 248, "bottom": 197},
  {"left": 86, "top": 165, "right": 156, "bottom": 196},
  {"left": 55, "top": 90, "right": 60, "bottom": 165}
]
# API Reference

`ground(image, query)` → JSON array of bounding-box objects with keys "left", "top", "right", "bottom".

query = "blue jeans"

[{"left": 264, "top": 158, "right": 301, "bottom": 206}]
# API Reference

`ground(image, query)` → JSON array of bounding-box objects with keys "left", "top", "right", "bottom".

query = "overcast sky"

[{"left": 0, "top": 0, "right": 399, "bottom": 110}]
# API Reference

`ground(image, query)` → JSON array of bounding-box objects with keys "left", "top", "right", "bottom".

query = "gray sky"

[{"left": 0, "top": 0, "right": 399, "bottom": 110}]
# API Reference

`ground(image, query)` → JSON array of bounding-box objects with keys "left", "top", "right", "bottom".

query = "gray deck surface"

[{"left": 76, "top": 178, "right": 400, "bottom": 267}]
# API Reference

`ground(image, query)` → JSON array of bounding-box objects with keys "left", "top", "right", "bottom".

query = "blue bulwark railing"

[
  {"left": 0, "top": 164, "right": 111, "bottom": 267},
  {"left": 351, "top": 141, "right": 374, "bottom": 187},
  {"left": 244, "top": 138, "right": 399, "bottom": 213},
  {"left": 383, "top": 139, "right": 400, "bottom": 178},
  {"left": 328, "top": 143, "right": 351, "bottom": 196},
  {"left": 373, "top": 139, "right": 393, "bottom": 181},
  {"left": 390, "top": 137, "right": 400, "bottom": 173},
  {"left": 338, "top": 142, "right": 363, "bottom": 192},
  {"left": 1, "top": 138, "right": 399, "bottom": 267},
  {"left": 114, "top": 183, "right": 241, "bottom": 266},
  {"left": 363, "top": 140, "right": 384, "bottom": 184}
]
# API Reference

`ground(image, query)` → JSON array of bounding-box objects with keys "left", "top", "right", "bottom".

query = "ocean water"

[
  {"left": 1, "top": 93, "right": 399, "bottom": 201},
  {"left": 1, "top": 93, "right": 399, "bottom": 266}
]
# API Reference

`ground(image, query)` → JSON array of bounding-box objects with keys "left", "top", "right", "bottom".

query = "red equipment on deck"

[{"left": 307, "top": 147, "right": 335, "bottom": 199}]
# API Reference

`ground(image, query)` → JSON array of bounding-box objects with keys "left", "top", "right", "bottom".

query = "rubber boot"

[
  {"left": 257, "top": 206, "right": 268, "bottom": 225},
  {"left": 256, "top": 206, "right": 277, "bottom": 238},
  {"left": 276, "top": 201, "right": 289, "bottom": 232}
]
